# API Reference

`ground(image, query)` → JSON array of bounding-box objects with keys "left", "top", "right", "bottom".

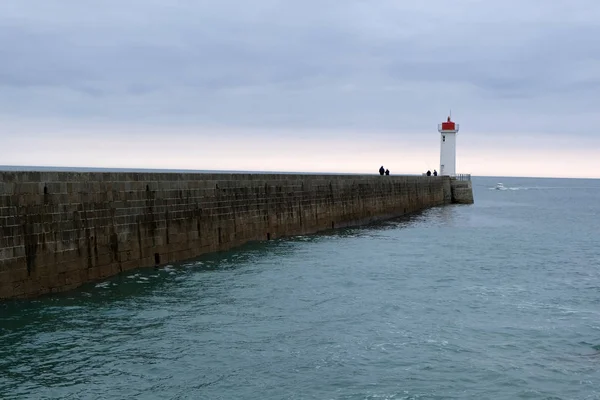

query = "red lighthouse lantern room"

[{"left": 441, "top": 116, "right": 456, "bottom": 131}]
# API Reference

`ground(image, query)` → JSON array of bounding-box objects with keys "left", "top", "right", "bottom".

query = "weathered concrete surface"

[
  {"left": 0, "top": 172, "right": 461, "bottom": 299},
  {"left": 450, "top": 179, "right": 474, "bottom": 204}
]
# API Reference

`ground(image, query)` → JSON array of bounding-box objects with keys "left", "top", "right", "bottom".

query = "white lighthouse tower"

[{"left": 438, "top": 115, "right": 460, "bottom": 176}]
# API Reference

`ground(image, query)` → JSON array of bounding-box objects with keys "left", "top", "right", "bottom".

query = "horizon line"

[{"left": 0, "top": 165, "right": 598, "bottom": 180}]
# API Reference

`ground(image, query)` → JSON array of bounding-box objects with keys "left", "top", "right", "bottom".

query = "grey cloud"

[{"left": 0, "top": 0, "right": 600, "bottom": 134}]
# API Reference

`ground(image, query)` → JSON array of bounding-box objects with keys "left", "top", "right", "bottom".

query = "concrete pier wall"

[{"left": 0, "top": 171, "right": 468, "bottom": 299}]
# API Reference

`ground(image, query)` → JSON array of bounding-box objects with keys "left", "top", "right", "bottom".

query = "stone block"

[
  {"left": 0, "top": 270, "right": 11, "bottom": 285},
  {"left": 121, "top": 260, "right": 140, "bottom": 271},
  {"left": 0, "top": 282, "right": 14, "bottom": 299},
  {"left": 12, "top": 280, "right": 27, "bottom": 297},
  {"left": 10, "top": 267, "right": 29, "bottom": 282}
]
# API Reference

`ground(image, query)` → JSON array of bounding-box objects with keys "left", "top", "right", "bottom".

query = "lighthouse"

[{"left": 438, "top": 116, "right": 460, "bottom": 176}]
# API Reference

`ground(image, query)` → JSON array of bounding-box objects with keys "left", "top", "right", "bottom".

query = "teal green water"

[{"left": 1, "top": 177, "right": 600, "bottom": 399}]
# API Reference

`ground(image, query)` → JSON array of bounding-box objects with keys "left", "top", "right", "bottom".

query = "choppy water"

[{"left": 1, "top": 176, "right": 600, "bottom": 399}]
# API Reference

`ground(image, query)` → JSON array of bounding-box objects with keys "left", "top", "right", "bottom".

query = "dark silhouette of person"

[
  {"left": 379, "top": 166, "right": 385, "bottom": 176},
  {"left": 433, "top": 170, "right": 438, "bottom": 176},
  {"left": 385, "top": 169, "right": 390, "bottom": 175},
  {"left": 426, "top": 170, "right": 431, "bottom": 176}
]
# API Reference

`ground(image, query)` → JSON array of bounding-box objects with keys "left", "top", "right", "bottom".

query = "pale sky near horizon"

[{"left": 1, "top": 1, "right": 600, "bottom": 178}]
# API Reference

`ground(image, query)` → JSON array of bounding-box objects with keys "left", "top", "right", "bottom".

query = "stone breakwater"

[{"left": 0, "top": 171, "right": 472, "bottom": 299}]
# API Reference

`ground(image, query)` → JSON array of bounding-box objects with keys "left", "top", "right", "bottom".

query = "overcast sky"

[{"left": 1, "top": 0, "right": 599, "bottom": 177}]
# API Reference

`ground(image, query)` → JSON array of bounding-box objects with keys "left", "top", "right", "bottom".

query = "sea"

[{"left": 1, "top": 175, "right": 599, "bottom": 399}]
